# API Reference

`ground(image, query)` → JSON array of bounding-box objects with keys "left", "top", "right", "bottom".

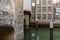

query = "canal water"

[
  {"left": 24, "top": 27, "right": 60, "bottom": 40},
  {"left": 0, "top": 26, "right": 14, "bottom": 40},
  {"left": 24, "top": 27, "right": 50, "bottom": 40}
]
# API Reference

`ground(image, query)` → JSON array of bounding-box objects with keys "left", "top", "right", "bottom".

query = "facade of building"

[
  {"left": 31, "top": 0, "right": 36, "bottom": 22},
  {"left": 54, "top": 5, "right": 60, "bottom": 23},
  {"left": 31, "top": 0, "right": 54, "bottom": 23},
  {"left": 53, "top": 0, "right": 60, "bottom": 23}
]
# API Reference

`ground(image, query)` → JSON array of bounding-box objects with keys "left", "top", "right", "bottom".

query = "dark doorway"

[
  {"left": 0, "top": 25, "right": 14, "bottom": 40},
  {"left": 24, "top": 11, "right": 31, "bottom": 29}
]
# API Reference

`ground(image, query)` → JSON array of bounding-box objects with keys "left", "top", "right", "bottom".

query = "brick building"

[{"left": 31, "top": 0, "right": 54, "bottom": 23}]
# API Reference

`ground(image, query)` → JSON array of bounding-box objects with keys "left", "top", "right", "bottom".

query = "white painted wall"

[{"left": 23, "top": 0, "right": 31, "bottom": 11}]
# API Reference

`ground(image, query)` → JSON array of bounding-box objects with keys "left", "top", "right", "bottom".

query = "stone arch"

[{"left": 0, "top": 25, "right": 14, "bottom": 40}]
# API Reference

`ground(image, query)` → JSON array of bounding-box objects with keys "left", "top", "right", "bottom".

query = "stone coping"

[{"left": 30, "top": 21, "right": 60, "bottom": 25}]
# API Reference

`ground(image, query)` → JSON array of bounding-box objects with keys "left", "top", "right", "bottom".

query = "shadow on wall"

[{"left": 0, "top": 25, "right": 14, "bottom": 40}]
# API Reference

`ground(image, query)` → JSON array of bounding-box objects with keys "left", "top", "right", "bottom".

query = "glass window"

[
  {"left": 56, "top": 9, "right": 60, "bottom": 13},
  {"left": 32, "top": 3, "right": 35, "bottom": 6},
  {"left": 42, "top": 7, "right": 46, "bottom": 12},
  {"left": 37, "top": 0, "right": 41, "bottom": 4},
  {"left": 32, "top": 14, "right": 35, "bottom": 19},
  {"left": 32, "top": 7, "right": 36, "bottom": 13},
  {"left": 42, "top": 14, "right": 46, "bottom": 19},
  {"left": 37, "top": 14, "right": 41, "bottom": 19},
  {"left": 56, "top": 12, "right": 59, "bottom": 15},
  {"left": 42, "top": 0, "right": 46, "bottom": 5},
  {"left": 48, "top": 7, "right": 52, "bottom": 12},
  {"left": 48, "top": 14, "right": 52, "bottom": 19},
  {"left": 37, "top": 7, "right": 41, "bottom": 12},
  {"left": 55, "top": 15, "right": 59, "bottom": 18},
  {"left": 56, "top": 8, "right": 60, "bottom": 18},
  {"left": 55, "top": 12, "right": 60, "bottom": 18},
  {"left": 48, "top": 0, "right": 52, "bottom": 4}
]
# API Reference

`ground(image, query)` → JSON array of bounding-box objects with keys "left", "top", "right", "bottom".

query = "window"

[
  {"left": 42, "top": 0, "right": 46, "bottom": 5},
  {"left": 37, "top": 14, "right": 41, "bottom": 19},
  {"left": 42, "top": 14, "right": 46, "bottom": 19},
  {"left": 32, "top": 14, "right": 35, "bottom": 19},
  {"left": 55, "top": 15, "right": 59, "bottom": 18},
  {"left": 42, "top": 7, "right": 46, "bottom": 12},
  {"left": 37, "top": 7, "right": 41, "bottom": 12},
  {"left": 48, "top": 0, "right": 52, "bottom": 4},
  {"left": 48, "top": 14, "right": 52, "bottom": 19},
  {"left": 48, "top": 7, "right": 52, "bottom": 12},
  {"left": 32, "top": 3, "right": 35, "bottom": 6},
  {"left": 32, "top": 7, "right": 36, "bottom": 13},
  {"left": 55, "top": 12, "right": 60, "bottom": 18},
  {"left": 37, "top": 0, "right": 41, "bottom": 4},
  {"left": 56, "top": 9, "right": 60, "bottom": 12},
  {"left": 56, "top": 12, "right": 59, "bottom": 15},
  {"left": 56, "top": 9, "right": 60, "bottom": 14}
]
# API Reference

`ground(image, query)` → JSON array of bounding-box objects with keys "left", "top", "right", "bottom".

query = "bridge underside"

[{"left": 0, "top": 25, "right": 14, "bottom": 40}]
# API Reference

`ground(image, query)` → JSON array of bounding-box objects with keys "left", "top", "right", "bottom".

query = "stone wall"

[
  {"left": 15, "top": 0, "right": 24, "bottom": 40},
  {"left": 0, "top": 0, "right": 24, "bottom": 40}
]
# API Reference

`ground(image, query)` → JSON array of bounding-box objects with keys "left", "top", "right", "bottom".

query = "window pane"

[
  {"left": 48, "top": 0, "right": 52, "bottom": 4},
  {"left": 32, "top": 3, "right": 35, "bottom": 6},
  {"left": 56, "top": 7, "right": 60, "bottom": 18},
  {"left": 42, "top": 0, "right": 46, "bottom": 5},
  {"left": 37, "top": 0, "right": 41, "bottom": 4},
  {"left": 48, "top": 7, "right": 52, "bottom": 12},
  {"left": 56, "top": 12, "right": 59, "bottom": 15},
  {"left": 55, "top": 15, "right": 59, "bottom": 18},
  {"left": 55, "top": 12, "right": 60, "bottom": 18},
  {"left": 56, "top": 9, "right": 60, "bottom": 12},
  {"left": 37, "top": 7, "right": 41, "bottom": 12},
  {"left": 37, "top": 14, "right": 41, "bottom": 19},
  {"left": 32, "top": 14, "right": 35, "bottom": 19},
  {"left": 42, "top": 14, "right": 46, "bottom": 19},
  {"left": 42, "top": 7, "right": 46, "bottom": 12},
  {"left": 48, "top": 14, "right": 52, "bottom": 19}
]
